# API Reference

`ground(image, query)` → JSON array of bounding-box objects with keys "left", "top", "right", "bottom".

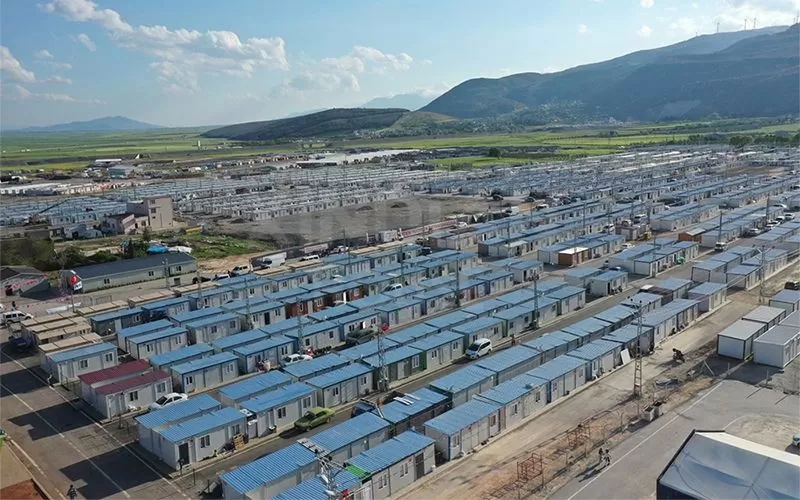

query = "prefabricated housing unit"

[
  {"left": 716, "top": 320, "right": 768, "bottom": 360},
  {"left": 220, "top": 442, "right": 319, "bottom": 500},
  {"left": 376, "top": 388, "right": 450, "bottom": 437},
  {"left": 149, "top": 343, "right": 214, "bottom": 372},
  {"left": 525, "top": 355, "right": 587, "bottom": 404},
  {"left": 239, "top": 382, "right": 317, "bottom": 436},
  {"left": 423, "top": 398, "right": 502, "bottom": 461},
  {"left": 78, "top": 359, "right": 151, "bottom": 408},
  {"left": 135, "top": 394, "right": 223, "bottom": 458},
  {"left": 452, "top": 316, "right": 504, "bottom": 345},
  {"left": 231, "top": 335, "right": 294, "bottom": 374},
  {"left": 475, "top": 345, "right": 544, "bottom": 384},
  {"left": 566, "top": 339, "right": 623, "bottom": 380},
  {"left": 184, "top": 312, "right": 243, "bottom": 344},
  {"left": 218, "top": 370, "right": 292, "bottom": 407},
  {"left": 545, "top": 285, "right": 586, "bottom": 315},
  {"left": 43, "top": 342, "right": 118, "bottom": 383},
  {"left": 210, "top": 328, "right": 268, "bottom": 354},
  {"left": 475, "top": 373, "right": 548, "bottom": 430},
  {"left": 305, "top": 363, "right": 374, "bottom": 407},
  {"left": 127, "top": 326, "right": 188, "bottom": 360},
  {"left": 407, "top": 330, "right": 464, "bottom": 369},
  {"left": 769, "top": 289, "right": 800, "bottom": 313},
  {"left": 687, "top": 282, "right": 728, "bottom": 313},
  {"left": 428, "top": 365, "right": 496, "bottom": 407},
  {"left": 753, "top": 324, "right": 800, "bottom": 368},
  {"left": 306, "top": 412, "right": 390, "bottom": 464},
  {"left": 154, "top": 407, "right": 246, "bottom": 469},
  {"left": 741, "top": 306, "right": 787, "bottom": 330},
  {"left": 170, "top": 352, "right": 239, "bottom": 393},
  {"left": 117, "top": 319, "right": 173, "bottom": 350},
  {"left": 94, "top": 370, "right": 172, "bottom": 419},
  {"left": 364, "top": 345, "right": 425, "bottom": 384},
  {"left": 89, "top": 307, "right": 144, "bottom": 335}
]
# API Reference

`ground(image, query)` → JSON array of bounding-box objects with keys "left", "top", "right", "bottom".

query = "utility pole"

[
  {"left": 196, "top": 268, "right": 204, "bottom": 309},
  {"left": 244, "top": 274, "right": 253, "bottom": 330},
  {"left": 532, "top": 271, "right": 540, "bottom": 329},
  {"left": 759, "top": 245, "right": 767, "bottom": 304},
  {"left": 163, "top": 258, "right": 170, "bottom": 288},
  {"left": 376, "top": 324, "right": 389, "bottom": 392},
  {"left": 716, "top": 209, "right": 723, "bottom": 245},
  {"left": 296, "top": 312, "right": 305, "bottom": 354},
  {"left": 633, "top": 302, "right": 644, "bottom": 417}
]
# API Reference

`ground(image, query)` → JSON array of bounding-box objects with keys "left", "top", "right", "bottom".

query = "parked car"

[
  {"left": 784, "top": 213, "right": 795, "bottom": 220},
  {"left": 785, "top": 281, "right": 800, "bottom": 291},
  {"left": 213, "top": 273, "right": 231, "bottom": 281},
  {"left": 280, "top": 353, "right": 313, "bottom": 367},
  {"left": 351, "top": 399, "right": 379, "bottom": 417},
  {"left": 294, "top": 407, "right": 334, "bottom": 431},
  {"left": 621, "top": 243, "right": 636, "bottom": 250},
  {"left": 382, "top": 283, "right": 403, "bottom": 293},
  {"left": 300, "top": 254, "right": 320, "bottom": 262},
  {"left": 465, "top": 338, "right": 492, "bottom": 360},
  {"left": 230, "top": 264, "right": 252, "bottom": 276},
  {"left": 192, "top": 275, "right": 212, "bottom": 284},
  {"left": 1, "top": 311, "right": 33, "bottom": 326},
  {"left": 744, "top": 228, "right": 761, "bottom": 237},
  {"left": 149, "top": 393, "right": 188, "bottom": 411}
]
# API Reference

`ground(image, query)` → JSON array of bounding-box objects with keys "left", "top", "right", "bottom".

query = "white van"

[
  {"left": 230, "top": 264, "right": 252, "bottom": 276},
  {"left": 1, "top": 311, "right": 33, "bottom": 326},
  {"left": 465, "top": 338, "right": 492, "bottom": 359},
  {"left": 300, "top": 254, "right": 320, "bottom": 262}
]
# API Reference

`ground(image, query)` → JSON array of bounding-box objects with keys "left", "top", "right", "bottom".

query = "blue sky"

[{"left": 0, "top": 0, "right": 797, "bottom": 128}]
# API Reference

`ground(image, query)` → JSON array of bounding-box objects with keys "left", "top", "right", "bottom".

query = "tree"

[
  {"left": 142, "top": 226, "right": 152, "bottom": 243},
  {"left": 487, "top": 147, "right": 502, "bottom": 158},
  {"left": 729, "top": 135, "right": 753, "bottom": 149}
]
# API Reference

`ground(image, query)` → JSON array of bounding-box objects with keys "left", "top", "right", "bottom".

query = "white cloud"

[
  {"left": 42, "top": 0, "right": 289, "bottom": 92},
  {"left": 2, "top": 84, "right": 75, "bottom": 102},
  {"left": 669, "top": 17, "right": 702, "bottom": 35},
  {"left": 272, "top": 71, "right": 360, "bottom": 98},
  {"left": 412, "top": 82, "right": 451, "bottom": 98},
  {"left": 76, "top": 33, "right": 96, "bottom": 51},
  {"left": 691, "top": 2, "right": 699, "bottom": 8},
  {"left": 641, "top": 0, "right": 655, "bottom": 7},
  {"left": 36, "top": 49, "right": 54, "bottom": 59},
  {"left": 421, "top": 59, "right": 433, "bottom": 65},
  {"left": 0, "top": 46, "right": 36, "bottom": 83},
  {"left": 44, "top": 75, "right": 73, "bottom": 84},
  {"left": 714, "top": 0, "right": 799, "bottom": 30},
  {"left": 577, "top": 23, "right": 590, "bottom": 34},
  {"left": 47, "top": 62, "right": 73, "bottom": 70},
  {"left": 636, "top": 24, "right": 653, "bottom": 37}
]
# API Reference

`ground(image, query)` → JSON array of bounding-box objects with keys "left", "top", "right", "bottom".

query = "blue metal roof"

[
  {"left": 240, "top": 382, "right": 316, "bottom": 413},
  {"left": 770, "top": 289, "right": 800, "bottom": 303},
  {"left": 452, "top": 316, "right": 503, "bottom": 335},
  {"left": 117, "top": 319, "right": 173, "bottom": 341},
  {"left": 140, "top": 296, "right": 191, "bottom": 311},
  {"left": 375, "top": 298, "right": 421, "bottom": 312},
  {"left": 135, "top": 394, "right": 221, "bottom": 429},
  {"left": 563, "top": 317, "right": 610, "bottom": 336},
  {"left": 128, "top": 326, "right": 187, "bottom": 345},
  {"left": 184, "top": 312, "right": 239, "bottom": 330},
  {"left": 347, "top": 294, "right": 394, "bottom": 310},
  {"left": 273, "top": 470, "right": 362, "bottom": 500},
  {"left": 385, "top": 323, "right": 437, "bottom": 345},
  {"left": 526, "top": 355, "right": 586, "bottom": 382},
  {"left": 266, "top": 287, "right": 309, "bottom": 302},
  {"left": 603, "top": 324, "right": 653, "bottom": 344},
  {"left": 565, "top": 267, "right": 603, "bottom": 279},
  {"left": 169, "top": 306, "right": 224, "bottom": 324},
  {"left": 337, "top": 339, "right": 399, "bottom": 361},
  {"left": 171, "top": 352, "right": 236, "bottom": 375},
  {"left": 413, "top": 287, "right": 455, "bottom": 301},
  {"left": 48, "top": 342, "right": 116, "bottom": 363},
  {"left": 282, "top": 353, "right": 348, "bottom": 380},
  {"left": 425, "top": 311, "right": 477, "bottom": 330},
  {"left": 479, "top": 269, "right": 514, "bottom": 281},
  {"left": 476, "top": 345, "right": 541, "bottom": 374},
  {"left": 622, "top": 292, "right": 664, "bottom": 309},
  {"left": 658, "top": 278, "right": 693, "bottom": 291},
  {"left": 519, "top": 295, "right": 559, "bottom": 312},
  {"left": 531, "top": 280, "right": 568, "bottom": 295},
  {"left": 493, "top": 305, "right": 534, "bottom": 322},
  {"left": 592, "top": 270, "right": 628, "bottom": 281},
  {"left": 260, "top": 316, "right": 313, "bottom": 336},
  {"left": 376, "top": 388, "right": 448, "bottom": 425},
  {"left": 687, "top": 282, "right": 727, "bottom": 295},
  {"left": 149, "top": 343, "right": 213, "bottom": 367},
  {"left": 545, "top": 285, "right": 586, "bottom": 300},
  {"left": 418, "top": 276, "right": 456, "bottom": 289},
  {"left": 89, "top": 307, "right": 143, "bottom": 323},
  {"left": 308, "top": 412, "right": 389, "bottom": 453},
  {"left": 593, "top": 305, "right": 637, "bottom": 326},
  {"left": 429, "top": 365, "right": 495, "bottom": 394},
  {"left": 220, "top": 442, "right": 317, "bottom": 495},
  {"left": 308, "top": 304, "right": 358, "bottom": 322},
  {"left": 363, "top": 345, "right": 422, "bottom": 367},
  {"left": 665, "top": 298, "right": 699, "bottom": 312},
  {"left": 160, "top": 407, "right": 244, "bottom": 443},
  {"left": 282, "top": 320, "right": 339, "bottom": 339},
  {"left": 461, "top": 299, "right": 508, "bottom": 317},
  {"left": 509, "top": 259, "right": 543, "bottom": 270},
  {"left": 211, "top": 329, "right": 268, "bottom": 351},
  {"left": 305, "top": 363, "right": 373, "bottom": 389},
  {"left": 347, "top": 430, "right": 434, "bottom": 473},
  {"left": 232, "top": 335, "right": 294, "bottom": 357},
  {"left": 566, "top": 339, "right": 620, "bottom": 361},
  {"left": 424, "top": 398, "right": 500, "bottom": 435},
  {"left": 495, "top": 289, "right": 538, "bottom": 307},
  {"left": 218, "top": 371, "right": 293, "bottom": 403},
  {"left": 408, "top": 330, "right": 463, "bottom": 351},
  {"left": 333, "top": 310, "right": 380, "bottom": 326},
  {"left": 477, "top": 373, "right": 548, "bottom": 406}
]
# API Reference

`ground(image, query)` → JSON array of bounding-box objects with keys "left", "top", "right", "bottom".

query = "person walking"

[
  {"left": 604, "top": 449, "right": 611, "bottom": 466},
  {"left": 598, "top": 448, "right": 605, "bottom": 466},
  {"left": 67, "top": 484, "right": 77, "bottom": 500}
]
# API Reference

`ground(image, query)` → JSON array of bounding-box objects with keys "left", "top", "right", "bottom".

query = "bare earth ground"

[
  {"left": 215, "top": 195, "right": 495, "bottom": 248},
  {"left": 0, "top": 444, "right": 47, "bottom": 499}
]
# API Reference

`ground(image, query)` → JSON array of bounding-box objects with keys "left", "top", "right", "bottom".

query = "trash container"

[
  {"left": 644, "top": 406, "right": 656, "bottom": 422},
  {"left": 653, "top": 401, "right": 663, "bottom": 417}
]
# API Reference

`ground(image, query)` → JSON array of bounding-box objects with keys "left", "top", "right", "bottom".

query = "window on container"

[
  {"left": 412, "top": 356, "right": 420, "bottom": 368},
  {"left": 302, "top": 397, "right": 312, "bottom": 408},
  {"left": 174, "top": 336, "right": 182, "bottom": 345},
  {"left": 452, "top": 342, "right": 459, "bottom": 350},
  {"left": 534, "top": 390, "right": 541, "bottom": 402},
  {"left": 452, "top": 434, "right": 460, "bottom": 447},
  {"left": 199, "top": 435, "right": 210, "bottom": 448},
  {"left": 400, "top": 462, "right": 409, "bottom": 477},
  {"left": 332, "top": 387, "right": 340, "bottom": 396},
  {"left": 177, "top": 266, "right": 182, "bottom": 272},
  {"left": 128, "top": 391, "right": 139, "bottom": 402},
  {"left": 225, "top": 363, "right": 235, "bottom": 373},
  {"left": 277, "top": 407, "right": 287, "bottom": 418},
  {"left": 211, "top": 326, "right": 218, "bottom": 334},
  {"left": 79, "top": 359, "right": 89, "bottom": 369},
  {"left": 511, "top": 403, "right": 519, "bottom": 415},
  {"left": 304, "top": 338, "right": 311, "bottom": 347},
  {"left": 156, "top": 382, "right": 166, "bottom": 393},
  {"left": 104, "top": 353, "right": 114, "bottom": 362},
  {"left": 431, "top": 349, "right": 438, "bottom": 358},
  {"left": 489, "top": 415, "right": 497, "bottom": 426},
  {"left": 280, "top": 346, "right": 289, "bottom": 355},
  {"left": 146, "top": 344, "right": 153, "bottom": 352},
  {"left": 231, "top": 424, "right": 241, "bottom": 435},
  {"left": 186, "top": 376, "right": 193, "bottom": 384},
  {"left": 148, "top": 271, "right": 155, "bottom": 277},
  {"left": 103, "top": 278, "right": 111, "bottom": 285}
]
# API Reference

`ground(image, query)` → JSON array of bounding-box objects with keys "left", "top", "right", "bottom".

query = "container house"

[
  {"left": 282, "top": 353, "right": 350, "bottom": 381},
  {"left": 522, "top": 332, "right": 577, "bottom": 362},
  {"left": 305, "top": 363, "right": 374, "bottom": 408},
  {"left": 268, "top": 270, "right": 310, "bottom": 291},
  {"left": 424, "top": 310, "right": 477, "bottom": 332},
  {"left": 239, "top": 382, "right": 317, "bottom": 435},
  {"left": 461, "top": 299, "right": 509, "bottom": 319},
  {"left": 79, "top": 359, "right": 151, "bottom": 408},
  {"left": 545, "top": 285, "right": 586, "bottom": 315},
  {"left": 222, "top": 300, "right": 287, "bottom": 330},
  {"left": 375, "top": 299, "right": 424, "bottom": 329},
  {"left": 475, "top": 373, "right": 548, "bottom": 430},
  {"left": 345, "top": 431, "right": 436, "bottom": 499},
  {"left": 140, "top": 297, "right": 192, "bottom": 322},
  {"left": 185, "top": 312, "right": 243, "bottom": 344},
  {"left": 492, "top": 305, "right": 535, "bottom": 338},
  {"left": 273, "top": 471, "right": 363, "bottom": 500},
  {"left": 588, "top": 270, "right": 628, "bottom": 297},
  {"left": 408, "top": 330, "right": 464, "bottom": 369},
  {"left": 562, "top": 317, "right": 614, "bottom": 346},
  {"left": 149, "top": 343, "right": 213, "bottom": 372},
  {"left": 337, "top": 339, "right": 398, "bottom": 363},
  {"left": 726, "top": 265, "right": 760, "bottom": 290},
  {"left": 423, "top": 398, "right": 502, "bottom": 461},
  {"left": 168, "top": 306, "right": 224, "bottom": 327},
  {"left": 231, "top": 335, "right": 294, "bottom": 374},
  {"left": 376, "top": 388, "right": 450, "bottom": 437},
  {"left": 593, "top": 305, "right": 637, "bottom": 330},
  {"left": 94, "top": 370, "right": 172, "bottom": 419},
  {"left": 135, "top": 394, "right": 222, "bottom": 458},
  {"left": 452, "top": 317, "right": 504, "bottom": 345},
  {"left": 413, "top": 287, "right": 457, "bottom": 316},
  {"left": 428, "top": 365, "right": 496, "bottom": 407},
  {"left": 170, "top": 352, "right": 239, "bottom": 393},
  {"left": 690, "top": 260, "right": 727, "bottom": 283},
  {"left": 716, "top": 320, "right": 767, "bottom": 360},
  {"left": 741, "top": 306, "right": 787, "bottom": 330},
  {"left": 753, "top": 324, "right": 800, "bottom": 368},
  {"left": 220, "top": 442, "right": 318, "bottom": 500},
  {"left": 479, "top": 270, "right": 515, "bottom": 296},
  {"left": 285, "top": 320, "right": 341, "bottom": 353},
  {"left": 127, "top": 326, "right": 188, "bottom": 361},
  {"left": 218, "top": 370, "right": 292, "bottom": 407},
  {"left": 603, "top": 324, "right": 655, "bottom": 355},
  {"left": 307, "top": 412, "right": 390, "bottom": 464},
  {"left": 308, "top": 303, "right": 358, "bottom": 323},
  {"left": 259, "top": 316, "right": 314, "bottom": 337},
  {"left": 334, "top": 310, "right": 381, "bottom": 342},
  {"left": 89, "top": 307, "right": 144, "bottom": 335},
  {"left": 155, "top": 407, "right": 246, "bottom": 469},
  {"left": 520, "top": 296, "right": 560, "bottom": 327},
  {"left": 564, "top": 267, "right": 603, "bottom": 290},
  {"left": 687, "top": 282, "right": 728, "bottom": 313},
  {"left": 621, "top": 292, "right": 664, "bottom": 314},
  {"left": 183, "top": 287, "right": 234, "bottom": 310},
  {"left": 43, "top": 342, "right": 118, "bottom": 383},
  {"left": 385, "top": 324, "right": 437, "bottom": 346},
  {"left": 566, "top": 339, "right": 623, "bottom": 380},
  {"left": 525, "top": 355, "right": 587, "bottom": 404},
  {"left": 494, "top": 289, "right": 538, "bottom": 308},
  {"left": 211, "top": 329, "right": 268, "bottom": 353},
  {"left": 769, "top": 289, "right": 800, "bottom": 313},
  {"left": 117, "top": 319, "right": 173, "bottom": 350},
  {"left": 475, "top": 345, "right": 544, "bottom": 384},
  {"left": 507, "top": 260, "right": 544, "bottom": 284},
  {"left": 364, "top": 346, "right": 425, "bottom": 384}
]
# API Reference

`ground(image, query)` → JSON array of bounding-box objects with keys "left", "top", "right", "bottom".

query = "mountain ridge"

[{"left": 15, "top": 116, "right": 162, "bottom": 132}]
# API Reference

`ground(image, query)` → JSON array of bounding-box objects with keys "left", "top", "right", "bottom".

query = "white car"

[
  {"left": 1, "top": 311, "right": 33, "bottom": 326},
  {"left": 300, "top": 254, "right": 320, "bottom": 262},
  {"left": 281, "top": 353, "right": 313, "bottom": 366},
  {"left": 149, "top": 393, "right": 188, "bottom": 411},
  {"left": 465, "top": 338, "right": 492, "bottom": 359},
  {"left": 383, "top": 283, "right": 403, "bottom": 293}
]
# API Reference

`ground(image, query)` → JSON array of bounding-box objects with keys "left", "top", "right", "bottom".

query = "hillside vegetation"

[{"left": 203, "top": 108, "right": 409, "bottom": 141}]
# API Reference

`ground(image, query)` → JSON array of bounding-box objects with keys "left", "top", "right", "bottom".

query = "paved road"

[{"left": 552, "top": 380, "right": 800, "bottom": 500}]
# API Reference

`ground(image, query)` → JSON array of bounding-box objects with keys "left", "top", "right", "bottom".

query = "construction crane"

[{"left": 26, "top": 198, "right": 75, "bottom": 225}]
